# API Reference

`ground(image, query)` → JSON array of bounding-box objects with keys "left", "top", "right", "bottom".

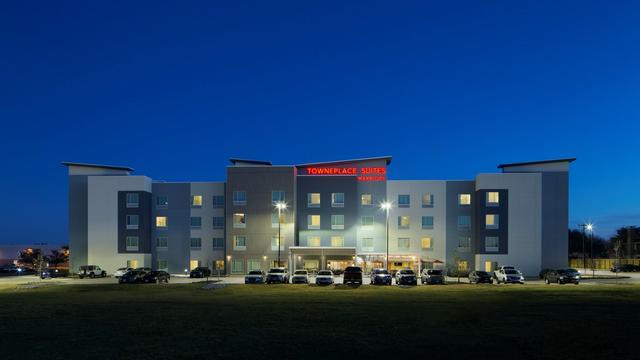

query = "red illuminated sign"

[{"left": 305, "top": 167, "right": 387, "bottom": 181}]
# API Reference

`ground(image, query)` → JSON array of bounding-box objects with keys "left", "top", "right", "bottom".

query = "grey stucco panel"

[
  {"left": 541, "top": 172, "right": 569, "bottom": 268},
  {"left": 475, "top": 189, "right": 509, "bottom": 254},
  {"left": 152, "top": 183, "right": 191, "bottom": 273},
  {"left": 117, "top": 191, "right": 152, "bottom": 254},
  {"left": 68, "top": 175, "right": 88, "bottom": 272}
]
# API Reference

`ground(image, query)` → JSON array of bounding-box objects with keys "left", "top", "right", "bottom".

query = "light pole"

[
  {"left": 275, "top": 202, "right": 287, "bottom": 268},
  {"left": 579, "top": 224, "right": 587, "bottom": 272},
  {"left": 587, "top": 223, "right": 594, "bottom": 278},
  {"left": 380, "top": 201, "right": 392, "bottom": 270}
]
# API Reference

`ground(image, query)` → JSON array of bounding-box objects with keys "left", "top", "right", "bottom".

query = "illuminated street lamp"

[
  {"left": 380, "top": 201, "right": 392, "bottom": 270},
  {"left": 586, "top": 223, "right": 595, "bottom": 277},
  {"left": 275, "top": 202, "right": 287, "bottom": 268}
]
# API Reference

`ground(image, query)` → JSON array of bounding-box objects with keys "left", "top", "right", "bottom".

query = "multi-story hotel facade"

[{"left": 63, "top": 156, "right": 573, "bottom": 277}]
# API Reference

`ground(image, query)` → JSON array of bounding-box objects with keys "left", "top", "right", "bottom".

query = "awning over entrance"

[{"left": 289, "top": 246, "right": 356, "bottom": 257}]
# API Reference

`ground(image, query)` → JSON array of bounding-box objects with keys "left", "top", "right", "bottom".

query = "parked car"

[
  {"left": 610, "top": 264, "right": 640, "bottom": 272},
  {"left": 395, "top": 269, "right": 417, "bottom": 285},
  {"left": 291, "top": 270, "right": 310, "bottom": 284},
  {"left": 40, "top": 268, "right": 68, "bottom": 279},
  {"left": 545, "top": 269, "right": 580, "bottom": 285},
  {"left": 370, "top": 268, "right": 392, "bottom": 285},
  {"left": 189, "top": 267, "right": 212, "bottom": 278},
  {"left": 78, "top": 265, "right": 107, "bottom": 279},
  {"left": 114, "top": 267, "right": 133, "bottom": 278},
  {"left": 468, "top": 270, "right": 492, "bottom": 284},
  {"left": 493, "top": 268, "right": 524, "bottom": 284},
  {"left": 245, "top": 270, "right": 266, "bottom": 284},
  {"left": 142, "top": 270, "right": 170, "bottom": 283},
  {"left": 538, "top": 268, "right": 553, "bottom": 279},
  {"left": 315, "top": 270, "right": 334, "bottom": 285},
  {"left": 421, "top": 269, "right": 445, "bottom": 285},
  {"left": 135, "top": 267, "right": 152, "bottom": 272},
  {"left": 266, "top": 267, "right": 289, "bottom": 284},
  {"left": 118, "top": 270, "right": 146, "bottom": 284},
  {"left": 343, "top": 266, "right": 363, "bottom": 285}
]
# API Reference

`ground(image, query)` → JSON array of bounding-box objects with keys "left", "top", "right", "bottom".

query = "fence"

[{"left": 568, "top": 258, "right": 640, "bottom": 270}]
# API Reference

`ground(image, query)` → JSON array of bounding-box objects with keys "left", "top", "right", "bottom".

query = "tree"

[
  {"left": 568, "top": 229, "right": 610, "bottom": 259},
  {"left": 610, "top": 226, "right": 640, "bottom": 258},
  {"left": 33, "top": 252, "right": 47, "bottom": 275},
  {"left": 18, "top": 248, "right": 44, "bottom": 268},
  {"left": 49, "top": 249, "right": 67, "bottom": 269}
]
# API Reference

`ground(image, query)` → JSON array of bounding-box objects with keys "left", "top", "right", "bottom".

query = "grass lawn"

[{"left": 1, "top": 283, "right": 638, "bottom": 359}]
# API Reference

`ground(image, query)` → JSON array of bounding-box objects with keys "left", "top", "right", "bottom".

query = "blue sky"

[{"left": 1, "top": 1, "right": 639, "bottom": 245}]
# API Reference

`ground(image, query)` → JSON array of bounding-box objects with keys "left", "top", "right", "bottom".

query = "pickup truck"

[{"left": 342, "top": 266, "right": 363, "bottom": 285}]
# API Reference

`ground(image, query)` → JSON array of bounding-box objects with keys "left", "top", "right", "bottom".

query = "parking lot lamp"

[
  {"left": 275, "top": 202, "right": 287, "bottom": 268},
  {"left": 586, "top": 223, "right": 594, "bottom": 277},
  {"left": 380, "top": 201, "right": 392, "bottom": 270}
]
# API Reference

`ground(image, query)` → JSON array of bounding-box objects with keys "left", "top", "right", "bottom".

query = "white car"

[
  {"left": 291, "top": 270, "right": 309, "bottom": 284},
  {"left": 114, "top": 267, "right": 133, "bottom": 278},
  {"left": 494, "top": 268, "right": 524, "bottom": 284},
  {"left": 315, "top": 270, "right": 334, "bottom": 285},
  {"left": 266, "top": 267, "right": 289, "bottom": 284}
]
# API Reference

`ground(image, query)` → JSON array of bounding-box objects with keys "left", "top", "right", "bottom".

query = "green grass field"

[{"left": 1, "top": 283, "right": 638, "bottom": 359}]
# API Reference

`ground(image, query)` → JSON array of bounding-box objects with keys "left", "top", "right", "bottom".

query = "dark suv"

[
  {"left": 421, "top": 269, "right": 445, "bottom": 285},
  {"left": 545, "top": 269, "right": 580, "bottom": 285},
  {"left": 343, "top": 266, "right": 363, "bottom": 285},
  {"left": 190, "top": 267, "right": 212, "bottom": 278}
]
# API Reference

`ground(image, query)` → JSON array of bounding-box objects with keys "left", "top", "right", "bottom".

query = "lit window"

[
  {"left": 190, "top": 217, "right": 202, "bottom": 228},
  {"left": 308, "top": 236, "right": 321, "bottom": 247},
  {"left": 308, "top": 215, "right": 320, "bottom": 229},
  {"left": 331, "top": 193, "right": 344, "bottom": 207},
  {"left": 331, "top": 236, "right": 344, "bottom": 247},
  {"left": 191, "top": 195, "right": 203, "bottom": 207},
  {"left": 212, "top": 195, "right": 225, "bottom": 208},
  {"left": 397, "top": 238, "right": 410, "bottom": 249},
  {"left": 421, "top": 216, "right": 434, "bottom": 229},
  {"left": 126, "top": 193, "right": 139, "bottom": 208},
  {"left": 190, "top": 237, "right": 202, "bottom": 249},
  {"left": 398, "top": 195, "right": 410, "bottom": 208},
  {"left": 232, "top": 259, "right": 244, "bottom": 273},
  {"left": 126, "top": 215, "right": 139, "bottom": 230},
  {"left": 457, "top": 260, "right": 469, "bottom": 271},
  {"left": 156, "top": 196, "right": 168, "bottom": 208},
  {"left": 157, "top": 260, "right": 168, "bottom": 270},
  {"left": 156, "top": 216, "right": 167, "bottom": 228},
  {"left": 248, "top": 260, "right": 261, "bottom": 271},
  {"left": 398, "top": 216, "right": 410, "bottom": 229},
  {"left": 458, "top": 236, "right": 471, "bottom": 249},
  {"left": 215, "top": 260, "right": 225, "bottom": 270},
  {"left": 233, "top": 191, "right": 247, "bottom": 205},
  {"left": 421, "top": 193, "right": 433, "bottom": 208},
  {"left": 156, "top": 237, "right": 168, "bottom": 249},
  {"left": 126, "top": 236, "right": 139, "bottom": 251},
  {"left": 212, "top": 238, "right": 224, "bottom": 249},
  {"left": 233, "top": 213, "right": 246, "bottom": 228},
  {"left": 486, "top": 214, "right": 499, "bottom": 229},
  {"left": 271, "top": 235, "right": 283, "bottom": 251},
  {"left": 234, "top": 235, "right": 247, "bottom": 250},
  {"left": 272, "top": 191, "right": 285, "bottom": 204},
  {"left": 308, "top": 193, "right": 321, "bottom": 207},
  {"left": 457, "top": 216, "right": 471, "bottom": 230},
  {"left": 271, "top": 212, "right": 284, "bottom": 228},
  {"left": 212, "top": 217, "right": 224, "bottom": 229},
  {"left": 459, "top": 194, "right": 471, "bottom": 205},
  {"left": 362, "top": 238, "right": 374, "bottom": 250},
  {"left": 487, "top": 192, "right": 499, "bottom": 206},
  {"left": 485, "top": 236, "right": 499, "bottom": 251},
  {"left": 361, "top": 194, "right": 372, "bottom": 206},
  {"left": 331, "top": 215, "right": 344, "bottom": 230},
  {"left": 421, "top": 237, "right": 432, "bottom": 249},
  {"left": 361, "top": 216, "right": 374, "bottom": 227}
]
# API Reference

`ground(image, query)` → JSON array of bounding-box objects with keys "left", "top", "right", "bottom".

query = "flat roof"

[
  {"left": 497, "top": 158, "right": 576, "bottom": 169},
  {"left": 229, "top": 158, "right": 273, "bottom": 166},
  {"left": 61, "top": 162, "right": 134, "bottom": 172},
  {"left": 296, "top": 156, "right": 392, "bottom": 167}
]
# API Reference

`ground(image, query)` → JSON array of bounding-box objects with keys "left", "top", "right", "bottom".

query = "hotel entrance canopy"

[{"left": 289, "top": 246, "right": 356, "bottom": 257}]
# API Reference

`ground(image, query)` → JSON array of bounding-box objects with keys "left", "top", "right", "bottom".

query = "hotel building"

[{"left": 63, "top": 156, "right": 573, "bottom": 276}]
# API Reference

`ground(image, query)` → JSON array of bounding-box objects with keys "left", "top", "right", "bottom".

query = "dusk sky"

[{"left": 1, "top": 1, "right": 639, "bottom": 245}]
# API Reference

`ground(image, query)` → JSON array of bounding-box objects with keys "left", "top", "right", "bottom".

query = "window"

[
  {"left": 212, "top": 237, "right": 224, "bottom": 249},
  {"left": 126, "top": 236, "right": 139, "bottom": 251},
  {"left": 421, "top": 193, "right": 434, "bottom": 208},
  {"left": 156, "top": 195, "right": 168, "bottom": 208},
  {"left": 271, "top": 212, "right": 284, "bottom": 228},
  {"left": 457, "top": 260, "right": 469, "bottom": 271},
  {"left": 190, "top": 237, "right": 202, "bottom": 249},
  {"left": 191, "top": 195, "right": 203, "bottom": 207},
  {"left": 156, "top": 237, "right": 168, "bottom": 249},
  {"left": 215, "top": 260, "right": 225, "bottom": 270},
  {"left": 308, "top": 193, "right": 320, "bottom": 207},
  {"left": 361, "top": 237, "right": 374, "bottom": 251},
  {"left": 421, "top": 216, "right": 434, "bottom": 229},
  {"left": 233, "top": 191, "right": 246, "bottom": 205},
  {"left": 126, "top": 215, "right": 139, "bottom": 230},
  {"left": 458, "top": 216, "right": 471, "bottom": 230},
  {"left": 308, "top": 236, "right": 321, "bottom": 247},
  {"left": 271, "top": 235, "right": 282, "bottom": 251},
  {"left": 487, "top": 192, "right": 500, "bottom": 206},
  {"left": 485, "top": 236, "right": 499, "bottom": 252},
  {"left": 361, "top": 193, "right": 372, "bottom": 206},
  {"left": 156, "top": 216, "right": 167, "bottom": 228},
  {"left": 421, "top": 237, "right": 432, "bottom": 249},
  {"left": 232, "top": 259, "right": 244, "bottom": 274},
  {"left": 212, "top": 217, "right": 224, "bottom": 229},
  {"left": 190, "top": 217, "right": 202, "bottom": 228},
  {"left": 308, "top": 215, "right": 320, "bottom": 229},
  {"left": 331, "top": 193, "right": 344, "bottom": 207},
  {"left": 212, "top": 195, "right": 225, "bottom": 208},
  {"left": 397, "top": 238, "right": 410, "bottom": 249},
  {"left": 331, "top": 236, "right": 344, "bottom": 247},
  {"left": 459, "top": 194, "right": 471, "bottom": 206},
  {"left": 458, "top": 236, "right": 471, "bottom": 249},
  {"left": 248, "top": 259, "right": 261, "bottom": 271},
  {"left": 272, "top": 191, "right": 285, "bottom": 204},
  {"left": 486, "top": 214, "right": 499, "bottom": 229},
  {"left": 234, "top": 235, "right": 247, "bottom": 250},
  {"left": 398, "top": 194, "right": 410, "bottom": 208},
  {"left": 398, "top": 216, "right": 410, "bottom": 229},
  {"left": 233, "top": 213, "right": 246, "bottom": 228},
  {"left": 331, "top": 215, "right": 344, "bottom": 230},
  {"left": 157, "top": 259, "right": 168, "bottom": 270},
  {"left": 126, "top": 193, "right": 139, "bottom": 208},
  {"left": 361, "top": 216, "right": 374, "bottom": 227}
]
